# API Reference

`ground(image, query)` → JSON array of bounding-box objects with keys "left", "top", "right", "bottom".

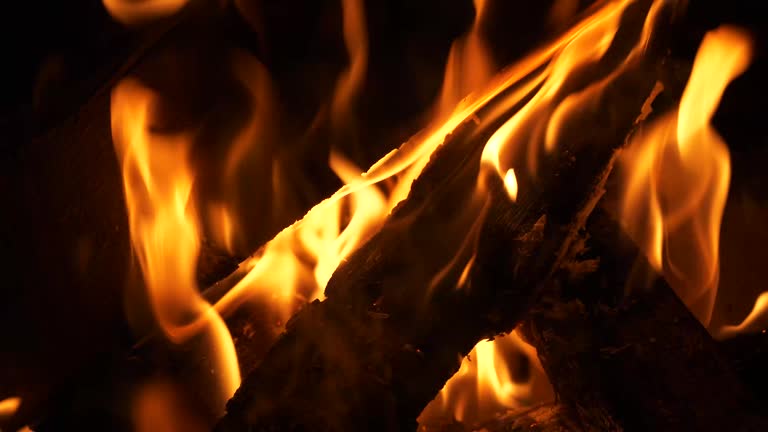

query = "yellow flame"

[
  {"left": 503, "top": 168, "right": 518, "bottom": 201},
  {"left": 620, "top": 26, "right": 752, "bottom": 326},
  {"left": 102, "top": 0, "right": 188, "bottom": 25},
  {"left": 436, "top": 0, "right": 495, "bottom": 118},
  {"left": 420, "top": 331, "right": 552, "bottom": 426},
  {"left": 212, "top": 151, "right": 386, "bottom": 321},
  {"left": 0, "top": 396, "right": 21, "bottom": 419},
  {"left": 480, "top": 0, "right": 667, "bottom": 184},
  {"left": 110, "top": 79, "right": 240, "bottom": 412}
]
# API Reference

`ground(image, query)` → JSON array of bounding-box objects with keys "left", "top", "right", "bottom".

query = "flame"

[
  {"left": 102, "top": 0, "right": 188, "bottom": 25},
  {"left": 132, "top": 380, "right": 207, "bottom": 432},
  {"left": 716, "top": 291, "right": 768, "bottom": 339},
  {"left": 620, "top": 26, "right": 753, "bottom": 326},
  {"left": 209, "top": 53, "right": 275, "bottom": 255},
  {"left": 419, "top": 331, "right": 552, "bottom": 426},
  {"left": 480, "top": 0, "right": 667, "bottom": 183},
  {"left": 330, "top": 0, "right": 369, "bottom": 127},
  {"left": 101, "top": 0, "right": 705, "bottom": 427},
  {"left": 0, "top": 397, "right": 21, "bottom": 419},
  {"left": 504, "top": 168, "right": 518, "bottom": 201},
  {"left": 212, "top": 152, "right": 386, "bottom": 321},
  {"left": 436, "top": 0, "right": 495, "bottom": 118},
  {"left": 111, "top": 79, "right": 240, "bottom": 411}
]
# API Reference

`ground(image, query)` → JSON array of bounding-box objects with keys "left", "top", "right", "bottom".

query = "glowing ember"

[{"left": 102, "top": 0, "right": 189, "bottom": 25}]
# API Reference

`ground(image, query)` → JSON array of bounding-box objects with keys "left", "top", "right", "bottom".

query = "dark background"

[{"left": 1, "top": 0, "right": 767, "bottom": 430}]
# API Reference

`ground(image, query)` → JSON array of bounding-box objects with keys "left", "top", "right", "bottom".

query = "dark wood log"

[
  {"left": 516, "top": 205, "right": 768, "bottom": 431},
  {"left": 472, "top": 403, "right": 583, "bottom": 432},
  {"left": 718, "top": 331, "right": 768, "bottom": 409},
  {"left": 213, "top": 4, "right": 675, "bottom": 429}
]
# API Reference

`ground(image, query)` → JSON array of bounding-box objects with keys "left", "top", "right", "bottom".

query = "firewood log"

[
  {"left": 515, "top": 205, "right": 768, "bottom": 432},
  {"left": 213, "top": 9, "right": 673, "bottom": 429}
]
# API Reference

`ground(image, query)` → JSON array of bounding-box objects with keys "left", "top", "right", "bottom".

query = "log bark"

[
  {"left": 214, "top": 5, "right": 672, "bottom": 429},
  {"left": 516, "top": 205, "right": 768, "bottom": 431}
]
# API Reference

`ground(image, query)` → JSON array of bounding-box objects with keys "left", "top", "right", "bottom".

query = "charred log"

[
  {"left": 214, "top": 11, "right": 673, "bottom": 430},
  {"left": 516, "top": 206, "right": 768, "bottom": 432}
]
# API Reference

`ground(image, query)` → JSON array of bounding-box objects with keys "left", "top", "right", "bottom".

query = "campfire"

[{"left": 2, "top": 0, "right": 768, "bottom": 431}]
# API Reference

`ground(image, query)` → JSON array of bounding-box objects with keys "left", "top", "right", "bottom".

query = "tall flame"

[
  {"left": 620, "top": 26, "right": 753, "bottom": 326},
  {"left": 110, "top": 79, "right": 240, "bottom": 412},
  {"left": 201, "top": 0, "right": 676, "bottom": 425},
  {"left": 103, "top": 0, "right": 748, "bottom": 427},
  {"left": 102, "top": 0, "right": 189, "bottom": 25},
  {"left": 330, "top": 0, "right": 369, "bottom": 127},
  {"left": 436, "top": 0, "right": 494, "bottom": 118},
  {"left": 207, "top": 0, "right": 379, "bottom": 321},
  {"left": 208, "top": 52, "right": 275, "bottom": 255}
]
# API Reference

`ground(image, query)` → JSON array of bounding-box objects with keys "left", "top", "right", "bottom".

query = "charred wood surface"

[
  {"left": 214, "top": 9, "right": 671, "bottom": 429},
  {"left": 517, "top": 207, "right": 768, "bottom": 432}
]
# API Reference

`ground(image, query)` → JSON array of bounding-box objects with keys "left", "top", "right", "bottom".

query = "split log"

[
  {"left": 432, "top": 207, "right": 768, "bottom": 432},
  {"left": 214, "top": 4, "right": 676, "bottom": 430},
  {"left": 515, "top": 205, "right": 768, "bottom": 431}
]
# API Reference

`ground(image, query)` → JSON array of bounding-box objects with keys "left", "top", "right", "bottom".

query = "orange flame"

[
  {"left": 716, "top": 291, "right": 768, "bottom": 339},
  {"left": 212, "top": 152, "right": 386, "bottom": 322},
  {"left": 436, "top": 0, "right": 495, "bottom": 118},
  {"left": 330, "top": 0, "right": 369, "bottom": 127},
  {"left": 0, "top": 396, "right": 21, "bottom": 419},
  {"left": 104, "top": 0, "right": 704, "bottom": 427},
  {"left": 102, "top": 0, "right": 188, "bottom": 25},
  {"left": 111, "top": 79, "right": 240, "bottom": 412},
  {"left": 208, "top": 53, "right": 275, "bottom": 255},
  {"left": 481, "top": 0, "right": 669, "bottom": 185},
  {"left": 132, "top": 380, "right": 207, "bottom": 432},
  {"left": 620, "top": 26, "right": 753, "bottom": 326},
  {"left": 419, "top": 331, "right": 552, "bottom": 426}
]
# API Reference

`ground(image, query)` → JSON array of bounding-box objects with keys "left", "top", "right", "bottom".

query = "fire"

[
  {"left": 102, "top": 0, "right": 189, "bottom": 25},
  {"left": 0, "top": 396, "right": 21, "bottom": 419},
  {"left": 209, "top": 0, "right": 671, "bottom": 424},
  {"left": 104, "top": 0, "right": 757, "bottom": 427},
  {"left": 330, "top": 0, "right": 369, "bottom": 127},
  {"left": 213, "top": 152, "right": 386, "bottom": 322},
  {"left": 620, "top": 26, "right": 753, "bottom": 326},
  {"left": 419, "top": 331, "right": 552, "bottom": 427},
  {"left": 716, "top": 291, "right": 768, "bottom": 339},
  {"left": 132, "top": 380, "right": 207, "bottom": 432},
  {"left": 206, "top": 0, "right": 379, "bottom": 322},
  {"left": 208, "top": 52, "right": 275, "bottom": 256},
  {"left": 436, "top": 0, "right": 494, "bottom": 118},
  {"left": 110, "top": 79, "right": 240, "bottom": 412}
]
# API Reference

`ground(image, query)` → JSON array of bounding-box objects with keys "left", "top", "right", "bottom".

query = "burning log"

[
  {"left": 512, "top": 205, "right": 768, "bottom": 432},
  {"left": 213, "top": 5, "right": 675, "bottom": 428}
]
